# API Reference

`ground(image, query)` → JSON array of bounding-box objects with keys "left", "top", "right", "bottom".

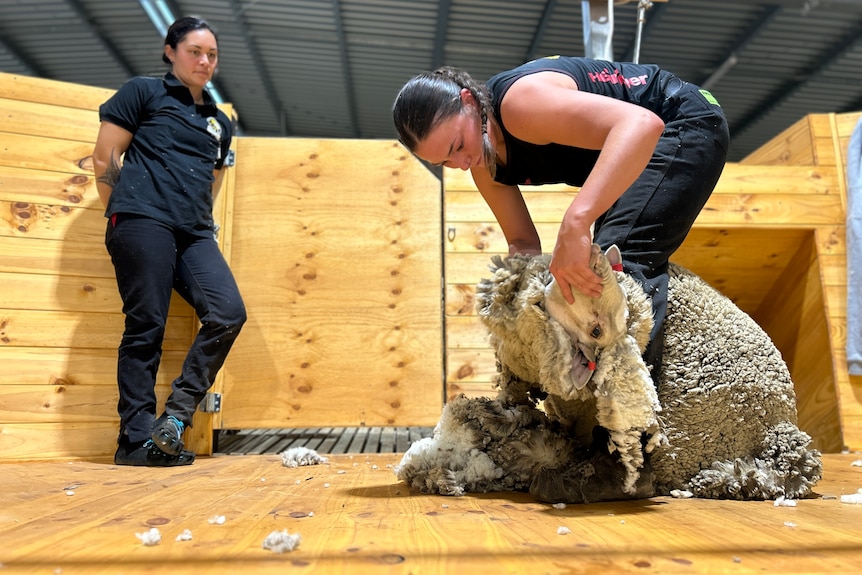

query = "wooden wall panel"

[
  {"left": 0, "top": 73, "right": 113, "bottom": 110},
  {"left": 217, "top": 138, "right": 444, "bottom": 430},
  {"left": 0, "top": 73, "right": 199, "bottom": 462},
  {"left": 1, "top": 71, "right": 445, "bottom": 461},
  {"left": 756, "top": 234, "right": 843, "bottom": 453},
  {"left": 1, "top": 69, "right": 858, "bottom": 459},
  {"left": 0, "top": 97, "right": 100, "bottom": 142}
]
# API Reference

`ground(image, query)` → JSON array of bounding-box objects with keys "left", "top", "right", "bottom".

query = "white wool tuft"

[
  {"left": 135, "top": 527, "right": 161, "bottom": 546},
  {"left": 281, "top": 447, "right": 328, "bottom": 468},
  {"left": 262, "top": 529, "right": 302, "bottom": 553}
]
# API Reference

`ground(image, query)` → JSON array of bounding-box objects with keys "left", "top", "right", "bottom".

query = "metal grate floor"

[{"left": 214, "top": 427, "right": 435, "bottom": 455}]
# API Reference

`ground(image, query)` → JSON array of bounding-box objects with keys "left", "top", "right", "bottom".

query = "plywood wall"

[
  {"left": 0, "top": 72, "right": 443, "bottom": 461},
  {"left": 0, "top": 74, "right": 212, "bottom": 460},
  {"left": 2, "top": 69, "right": 858, "bottom": 459},
  {"left": 214, "top": 137, "right": 443, "bottom": 431}
]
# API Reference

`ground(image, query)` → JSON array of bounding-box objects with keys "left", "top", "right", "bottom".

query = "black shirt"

[
  {"left": 99, "top": 72, "right": 232, "bottom": 234},
  {"left": 486, "top": 56, "right": 675, "bottom": 187}
]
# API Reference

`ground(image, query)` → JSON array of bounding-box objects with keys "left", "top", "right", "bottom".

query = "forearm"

[
  {"left": 472, "top": 168, "right": 542, "bottom": 255},
  {"left": 93, "top": 151, "right": 122, "bottom": 208},
  {"left": 561, "top": 126, "right": 660, "bottom": 237}
]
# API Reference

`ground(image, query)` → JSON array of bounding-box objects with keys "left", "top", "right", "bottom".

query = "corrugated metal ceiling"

[{"left": 1, "top": 0, "right": 861, "bottom": 161}]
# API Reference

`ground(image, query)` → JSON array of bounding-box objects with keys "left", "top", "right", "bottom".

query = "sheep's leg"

[{"left": 529, "top": 428, "right": 655, "bottom": 504}]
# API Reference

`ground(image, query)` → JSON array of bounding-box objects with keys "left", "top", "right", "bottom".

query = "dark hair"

[
  {"left": 393, "top": 66, "right": 497, "bottom": 175},
  {"left": 162, "top": 16, "right": 218, "bottom": 64}
]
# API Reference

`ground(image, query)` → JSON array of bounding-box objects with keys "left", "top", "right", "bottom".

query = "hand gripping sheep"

[{"left": 395, "top": 245, "right": 822, "bottom": 503}]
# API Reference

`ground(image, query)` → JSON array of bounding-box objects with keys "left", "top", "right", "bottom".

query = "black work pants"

[
  {"left": 106, "top": 214, "right": 246, "bottom": 444},
  {"left": 593, "top": 79, "right": 729, "bottom": 380}
]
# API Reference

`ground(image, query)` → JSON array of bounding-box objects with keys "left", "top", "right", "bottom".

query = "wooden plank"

[
  {"left": 0, "top": 421, "right": 119, "bottom": 460},
  {"left": 0, "top": 236, "right": 115, "bottom": 277},
  {"left": 0, "top": 453, "right": 860, "bottom": 574},
  {"left": 444, "top": 189, "right": 842, "bottom": 228},
  {"left": 446, "top": 349, "right": 498, "bottom": 388},
  {"left": 443, "top": 163, "right": 837, "bottom": 197},
  {"left": 0, "top": 165, "right": 100, "bottom": 209},
  {"left": 741, "top": 115, "right": 815, "bottom": 165},
  {"left": 446, "top": 315, "right": 491, "bottom": 348},
  {"left": 0, "top": 271, "right": 120, "bottom": 313},
  {"left": 0, "top": 96, "right": 101, "bottom": 142},
  {"left": 0, "top": 271, "right": 192, "bottom": 315},
  {"left": 0, "top": 383, "right": 171, "bottom": 424},
  {"left": 0, "top": 132, "right": 95, "bottom": 174},
  {"left": 330, "top": 428, "right": 357, "bottom": 454},
  {"left": 0, "top": 71, "right": 112, "bottom": 110},
  {"left": 0, "top": 199, "right": 103, "bottom": 241},
  {"left": 757, "top": 238, "right": 842, "bottom": 453},
  {"left": 0, "top": 347, "right": 184, "bottom": 387},
  {"left": 346, "top": 427, "right": 371, "bottom": 453},
  {"left": 0, "top": 309, "right": 193, "bottom": 349},
  {"left": 316, "top": 429, "right": 343, "bottom": 454}
]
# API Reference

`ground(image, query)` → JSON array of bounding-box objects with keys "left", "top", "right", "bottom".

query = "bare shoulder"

[{"left": 504, "top": 71, "right": 578, "bottom": 102}]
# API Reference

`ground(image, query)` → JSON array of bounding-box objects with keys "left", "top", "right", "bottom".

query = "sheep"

[{"left": 395, "top": 246, "right": 822, "bottom": 503}]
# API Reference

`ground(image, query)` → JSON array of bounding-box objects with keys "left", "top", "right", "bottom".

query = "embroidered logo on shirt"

[
  {"left": 206, "top": 117, "right": 223, "bottom": 142},
  {"left": 587, "top": 67, "right": 650, "bottom": 88},
  {"left": 699, "top": 89, "right": 720, "bottom": 106},
  {"left": 206, "top": 117, "right": 223, "bottom": 161}
]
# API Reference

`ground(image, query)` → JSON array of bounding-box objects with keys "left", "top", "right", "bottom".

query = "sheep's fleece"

[{"left": 395, "top": 248, "right": 823, "bottom": 503}]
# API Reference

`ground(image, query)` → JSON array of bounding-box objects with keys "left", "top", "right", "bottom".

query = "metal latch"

[
  {"left": 199, "top": 392, "right": 222, "bottom": 413},
  {"left": 224, "top": 149, "right": 236, "bottom": 167}
]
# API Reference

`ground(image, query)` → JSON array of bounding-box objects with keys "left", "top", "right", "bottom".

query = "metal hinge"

[
  {"left": 224, "top": 149, "right": 236, "bottom": 167},
  {"left": 199, "top": 392, "right": 222, "bottom": 413}
]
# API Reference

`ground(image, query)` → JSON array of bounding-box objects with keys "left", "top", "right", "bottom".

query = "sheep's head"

[{"left": 544, "top": 244, "right": 629, "bottom": 389}]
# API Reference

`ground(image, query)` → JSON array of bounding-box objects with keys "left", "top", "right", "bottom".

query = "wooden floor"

[{"left": 1, "top": 453, "right": 861, "bottom": 575}]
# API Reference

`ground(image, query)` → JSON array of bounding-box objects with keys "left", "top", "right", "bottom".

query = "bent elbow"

[{"left": 644, "top": 110, "right": 665, "bottom": 141}]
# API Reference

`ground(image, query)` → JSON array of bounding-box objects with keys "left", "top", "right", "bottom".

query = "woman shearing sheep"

[{"left": 393, "top": 56, "right": 729, "bottom": 380}]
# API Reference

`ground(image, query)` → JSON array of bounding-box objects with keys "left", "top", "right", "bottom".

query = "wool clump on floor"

[
  {"left": 135, "top": 527, "right": 161, "bottom": 546},
  {"left": 281, "top": 446, "right": 328, "bottom": 468},
  {"left": 840, "top": 489, "right": 862, "bottom": 504},
  {"left": 262, "top": 529, "right": 302, "bottom": 553},
  {"left": 396, "top": 247, "right": 823, "bottom": 503}
]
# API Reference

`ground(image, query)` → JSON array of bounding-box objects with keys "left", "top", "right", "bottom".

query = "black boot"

[
  {"left": 114, "top": 437, "right": 195, "bottom": 467},
  {"left": 151, "top": 413, "right": 186, "bottom": 456}
]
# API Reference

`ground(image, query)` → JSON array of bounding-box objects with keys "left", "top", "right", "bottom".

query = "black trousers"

[
  {"left": 593, "top": 81, "right": 729, "bottom": 381},
  {"left": 106, "top": 214, "right": 247, "bottom": 444}
]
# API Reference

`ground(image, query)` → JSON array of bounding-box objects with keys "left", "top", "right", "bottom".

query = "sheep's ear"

[{"left": 605, "top": 244, "right": 622, "bottom": 267}]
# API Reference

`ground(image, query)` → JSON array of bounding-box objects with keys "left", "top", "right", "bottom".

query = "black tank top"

[{"left": 486, "top": 56, "right": 675, "bottom": 187}]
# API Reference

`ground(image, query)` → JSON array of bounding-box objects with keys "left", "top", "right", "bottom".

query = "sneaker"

[
  {"left": 152, "top": 414, "right": 185, "bottom": 456},
  {"left": 114, "top": 439, "right": 195, "bottom": 467}
]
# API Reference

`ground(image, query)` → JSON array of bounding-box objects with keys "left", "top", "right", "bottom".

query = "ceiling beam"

[
  {"left": 225, "top": 0, "right": 291, "bottom": 135},
  {"left": 431, "top": 0, "right": 452, "bottom": 69},
  {"left": 0, "top": 34, "right": 43, "bottom": 76},
  {"left": 525, "top": 0, "right": 558, "bottom": 62},
  {"left": 698, "top": 4, "right": 783, "bottom": 90},
  {"left": 730, "top": 17, "right": 862, "bottom": 138},
  {"left": 332, "top": 0, "right": 359, "bottom": 138},
  {"left": 68, "top": 0, "right": 137, "bottom": 78},
  {"left": 721, "top": 0, "right": 862, "bottom": 13}
]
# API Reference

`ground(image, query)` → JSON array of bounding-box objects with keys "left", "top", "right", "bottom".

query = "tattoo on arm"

[{"left": 97, "top": 151, "right": 122, "bottom": 188}]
